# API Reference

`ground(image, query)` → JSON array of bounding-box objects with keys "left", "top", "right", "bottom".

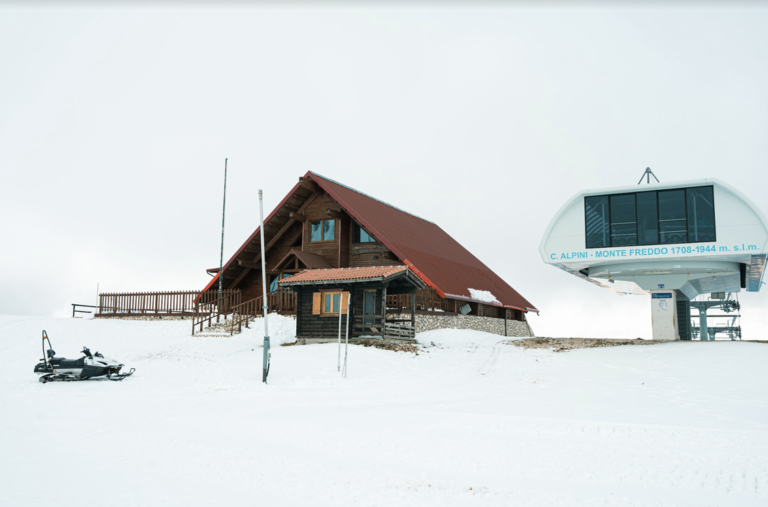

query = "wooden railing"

[
  {"left": 353, "top": 314, "right": 415, "bottom": 340},
  {"left": 99, "top": 290, "right": 217, "bottom": 315},
  {"left": 263, "top": 287, "right": 297, "bottom": 314},
  {"left": 231, "top": 298, "right": 259, "bottom": 336},
  {"left": 192, "top": 290, "right": 242, "bottom": 335},
  {"left": 386, "top": 287, "right": 455, "bottom": 313},
  {"left": 384, "top": 322, "right": 415, "bottom": 339}
]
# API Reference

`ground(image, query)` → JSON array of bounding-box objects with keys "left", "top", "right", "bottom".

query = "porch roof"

[{"left": 280, "top": 265, "right": 422, "bottom": 288}]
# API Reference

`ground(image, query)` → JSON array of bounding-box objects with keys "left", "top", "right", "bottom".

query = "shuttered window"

[{"left": 314, "top": 291, "right": 349, "bottom": 315}]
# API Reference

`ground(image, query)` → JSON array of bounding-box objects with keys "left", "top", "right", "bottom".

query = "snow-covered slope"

[{"left": 1, "top": 314, "right": 767, "bottom": 506}]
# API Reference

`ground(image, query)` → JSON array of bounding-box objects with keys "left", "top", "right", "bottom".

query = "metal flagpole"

[
  {"left": 342, "top": 293, "right": 351, "bottom": 378},
  {"left": 259, "top": 189, "right": 270, "bottom": 383},
  {"left": 218, "top": 158, "right": 228, "bottom": 302}
]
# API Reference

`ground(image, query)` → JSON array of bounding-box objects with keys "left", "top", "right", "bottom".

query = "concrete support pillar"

[{"left": 650, "top": 290, "right": 679, "bottom": 341}]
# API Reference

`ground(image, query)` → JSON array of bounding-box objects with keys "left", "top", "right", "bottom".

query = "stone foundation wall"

[{"left": 388, "top": 313, "right": 534, "bottom": 338}]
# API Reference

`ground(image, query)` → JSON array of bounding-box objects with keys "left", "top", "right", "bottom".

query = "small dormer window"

[{"left": 354, "top": 223, "right": 376, "bottom": 243}]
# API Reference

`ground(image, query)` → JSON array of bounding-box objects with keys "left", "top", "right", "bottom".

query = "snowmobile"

[{"left": 35, "top": 330, "right": 135, "bottom": 383}]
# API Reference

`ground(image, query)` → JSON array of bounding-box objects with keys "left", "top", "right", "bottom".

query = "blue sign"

[{"left": 652, "top": 293, "right": 672, "bottom": 299}]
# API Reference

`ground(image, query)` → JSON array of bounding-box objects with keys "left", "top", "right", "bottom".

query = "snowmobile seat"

[{"left": 57, "top": 358, "right": 85, "bottom": 368}]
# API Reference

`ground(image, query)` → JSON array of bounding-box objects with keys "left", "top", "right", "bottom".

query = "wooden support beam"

[
  {"left": 229, "top": 193, "right": 319, "bottom": 289},
  {"left": 237, "top": 259, "right": 262, "bottom": 269},
  {"left": 325, "top": 208, "right": 344, "bottom": 219},
  {"left": 242, "top": 245, "right": 260, "bottom": 254},
  {"left": 283, "top": 202, "right": 300, "bottom": 211},
  {"left": 299, "top": 177, "right": 319, "bottom": 193},
  {"left": 289, "top": 212, "right": 306, "bottom": 222}
]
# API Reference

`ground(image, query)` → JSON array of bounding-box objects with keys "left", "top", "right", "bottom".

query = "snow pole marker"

[
  {"left": 337, "top": 293, "right": 343, "bottom": 371},
  {"left": 259, "top": 189, "right": 270, "bottom": 384},
  {"left": 342, "top": 292, "right": 350, "bottom": 378}
]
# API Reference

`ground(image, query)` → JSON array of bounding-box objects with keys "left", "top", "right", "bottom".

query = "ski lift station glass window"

[
  {"left": 585, "top": 186, "right": 716, "bottom": 248},
  {"left": 540, "top": 178, "right": 768, "bottom": 341}
]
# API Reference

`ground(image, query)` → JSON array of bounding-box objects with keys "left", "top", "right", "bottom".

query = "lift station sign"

[{"left": 549, "top": 242, "right": 760, "bottom": 262}]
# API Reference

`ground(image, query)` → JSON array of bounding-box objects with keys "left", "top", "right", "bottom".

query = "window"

[
  {"left": 269, "top": 273, "right": 291, "bottom": 292},
  {"left": 658, "top": 189, "right": 687, "bottom": 244},
  {"left": 310, "top": 220, "right": 335, "bottom": 242},
  {"left": 610, "top": 193, "right": 637, "bottom": 246},
  {"left": 687, "top": 186, "right": 715, "bottom": 243},
  {"left": 313, "top": 291, "right": 349, "bottom": 316},
  {"left": 585, "top": 196, "right": 609, "bottom": 248},
  {"left": 637, "top": 191, "right": 659, "bottom": 245},
  {"left": 584, "top": 186, "right": 715, "bottom": 248},
  {"left": 354, "top": 224, "right": 376, "bottom": 243}
]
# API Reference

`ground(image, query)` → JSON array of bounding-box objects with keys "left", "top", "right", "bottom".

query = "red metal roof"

[
  {"left": 280, "top": 265, "right": 407, "bottom": 284},
  {"left": 308, "top": 173, "right": 537, "bottom": 312}
]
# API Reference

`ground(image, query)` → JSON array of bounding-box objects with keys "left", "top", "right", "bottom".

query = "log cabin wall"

[
  {"left": 295, "top": 285, "right": 353, "bottom": 339},
  {"left": 339, "top": 216, "right": 351, "bottom": 268},
  {"left": 349, "top": 246, "right": 401, "bottom": 268},
  {"left": 302, "top": 192, "right": 342, "bottom": 267},
  {"left": 481, "top": 304, "right": 501, "bottom": 319}
]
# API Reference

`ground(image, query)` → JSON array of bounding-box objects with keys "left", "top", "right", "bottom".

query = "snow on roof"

[{"left": 468, "top": 289, "right": 500, "bottom": 304}]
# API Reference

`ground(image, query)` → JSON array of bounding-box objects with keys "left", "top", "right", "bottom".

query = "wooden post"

[
  {"left": 504, "top": 309, "right": 507, "bottom": 337},
  {"left": 381, "top": 285, "right": 387, "bottom": 338},
  {"left": 410, "top": 290, "right": 416, "bottom": 334}
]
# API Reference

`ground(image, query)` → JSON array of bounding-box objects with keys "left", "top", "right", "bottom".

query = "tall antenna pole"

[
  {"left": 259, "top": 189, "right": 270, "bottom": 383},
  {"left": 218, "top": 158, "right": 228, "bottom": 301}
]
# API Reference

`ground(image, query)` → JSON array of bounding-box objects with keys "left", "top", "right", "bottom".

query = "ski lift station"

[{"left": 539, "top": 174, "right": 768, "bottom": 340}]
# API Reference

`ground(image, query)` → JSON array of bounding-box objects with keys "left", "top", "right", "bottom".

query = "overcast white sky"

[{"left": 2, "top": 4, "right": 767, "bottom": 338}]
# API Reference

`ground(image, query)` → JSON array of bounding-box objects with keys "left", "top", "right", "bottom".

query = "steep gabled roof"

[
  {"left": 204, "top": 172, "right": 537, "bottom": 312},
  {"left": 308, "top": 173, "right": 537, "bottom": 312}
]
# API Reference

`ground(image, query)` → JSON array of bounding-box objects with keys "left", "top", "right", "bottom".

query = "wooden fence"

[{"left": 98, "top": 290, "right": 242, "bottom": 316}]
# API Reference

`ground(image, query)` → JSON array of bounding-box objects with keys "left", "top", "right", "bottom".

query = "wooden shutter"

[
  {"left": 340, "top": 292, "right": 349, "bottom": 313},
  {"left": 312, "top": 292, "right": 321, "bottom": 315}
]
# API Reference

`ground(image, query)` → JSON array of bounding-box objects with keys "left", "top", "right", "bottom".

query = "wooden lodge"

[
  {"left": 95, "top": 172, "right": 537, "bottom": 339},
  {"left": 196, "top": 172, "right": 538, "bottom": 341}
]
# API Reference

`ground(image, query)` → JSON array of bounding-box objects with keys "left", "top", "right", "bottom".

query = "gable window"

[
  {"left": 354, "top": 223, "right": 376, "bottom": 243},
  {"left": 584, "top": 186, "right": 715, "bottom": 248},
  {"left": 310, "top": 220, "right": 335, "bottom": 242}
]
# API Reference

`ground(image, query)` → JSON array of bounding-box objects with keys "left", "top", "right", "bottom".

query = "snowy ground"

[{"left": 1, "top": 314, "right": 767, "bottom": 507}]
